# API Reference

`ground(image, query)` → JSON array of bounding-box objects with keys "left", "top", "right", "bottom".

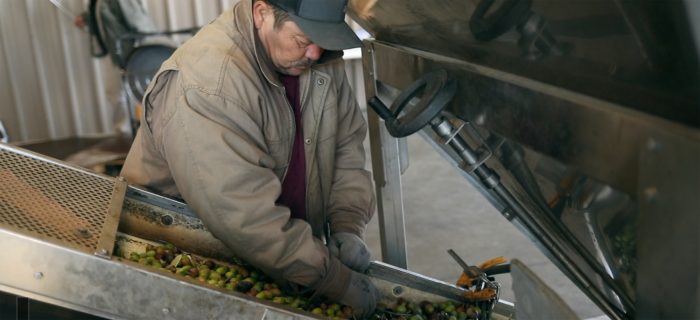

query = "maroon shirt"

[{"left": 277, "top": 74, "right": 306, "bottom": 220}]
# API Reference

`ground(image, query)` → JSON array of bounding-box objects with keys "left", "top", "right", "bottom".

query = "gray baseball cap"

[{"left": 267, "top": 0, "right": 361, "bottom": 51}]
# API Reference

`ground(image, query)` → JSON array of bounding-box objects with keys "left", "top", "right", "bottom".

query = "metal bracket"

[
  {"left": 445, "top": 120, "right": 493, "bottom": 173},
  {"left": 94, "top": 176, "right": 127, "bottom": 259}
]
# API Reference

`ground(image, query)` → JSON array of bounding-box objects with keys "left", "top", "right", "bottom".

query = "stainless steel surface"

[
  {"left": 126, "top": 185, "right": 197, "bottom": 217},
  {"left": 0, "top": 228, "right": 316, "bottom": 320},
  {"left": 351, "top": 0, "right": 700, "bottom": 319},
  {"left": 364, "top": 47, "right": 409, "bottom": 269},
  {"left": 95, "top": 176, "right": 128, "bottom": 259},
  {"left": 510, "top": 259, "right": 577, "bottom": 319},
  {"left": 0, "top": 143, "right": 117, "bottom": 255},
  {"left": 636, "top": 133, "right": 700, "bottom": 319},
  {"left": 119, "top": 194, "right": 237, "bottom": 262},
  {"left": 348, "top": 0, "right": 699, "bottom": 128}
]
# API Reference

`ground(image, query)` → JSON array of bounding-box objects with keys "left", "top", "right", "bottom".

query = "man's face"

[{"left": 253, "top": 2, "right": 324, "bottom": 76}]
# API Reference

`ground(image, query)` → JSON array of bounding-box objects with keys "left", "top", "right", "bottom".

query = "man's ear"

[{"left": 252, "top": 1, "right": 268, "bottom": 29}]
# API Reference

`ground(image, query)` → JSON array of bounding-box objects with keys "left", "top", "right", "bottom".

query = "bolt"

[
  {"left": 98, "top": 248, "right": 109, "bottom": 256},
  {"left": 34, "top": 272, "right": 44, "bottom": 280},
  {"left": 162, "top": 308, "right": 170, "bottom": 315},
  {"left": 160, "top": 215, "right": 174, "bottom": 226},
  {"left": 392, "top": 286, "right": 404, "bottom": 296}
]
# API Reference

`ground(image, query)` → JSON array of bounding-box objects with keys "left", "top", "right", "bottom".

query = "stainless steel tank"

[{"left": 348, "top": 0, "right": 700, "bottom": 319}]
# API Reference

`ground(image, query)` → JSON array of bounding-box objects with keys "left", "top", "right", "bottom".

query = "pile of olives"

[
  {"left": 372, "top": 299, "right": 482, "bottom": 320},
  {"left": 124, "top": 243, "right": 484, "bottom": 320}
]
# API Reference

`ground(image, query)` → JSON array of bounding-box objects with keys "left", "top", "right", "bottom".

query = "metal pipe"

[{"left": 428, "top": 116, "right": 629, "bottom": 319}]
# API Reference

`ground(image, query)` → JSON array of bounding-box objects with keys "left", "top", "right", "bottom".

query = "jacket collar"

[{"left": 234, "top": 0, "right": 344, "bottom": 88}]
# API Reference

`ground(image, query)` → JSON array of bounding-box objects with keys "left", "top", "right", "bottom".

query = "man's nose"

[{"left": 305, "top": 44, "right": 323, "bottom": 61}]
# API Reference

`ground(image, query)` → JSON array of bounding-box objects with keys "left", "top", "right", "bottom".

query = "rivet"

[
  {"left": 98, "top": 248, "right": 109, "bottom": 256},
  {"left": 304, "top": 138, "right": 312, "bottom": 145},
  {"left": 162, "top": 308, "right": 170, "bottom": 315},
  {"left": 392, "top": 286, "right": 403, "bottom": 296},
  {"left": 34, "top": 272, "right": 44, "bottom": 280},
  {"left": 317, "top": 79, "right": 325, "bottom": 85},
  {"left": 160, "top": 214, "right": 174, "bottom": 226}
]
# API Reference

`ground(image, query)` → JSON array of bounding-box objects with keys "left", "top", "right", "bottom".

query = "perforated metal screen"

[{"left": 0, "top": 145, "right": 116, "bottom": 252}]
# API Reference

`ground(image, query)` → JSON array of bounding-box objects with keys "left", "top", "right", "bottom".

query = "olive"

[
  {"left": 125, "top": 243, "right": 493, "bottom": 320},
  {"left": 272, "top": 296, "right": 285, "bottom": 304},
  {"left": 216, "top": 266, "right": 228, "bottom": 275},
  {"left": 176, "top": 265, "right": 191, "bottom": 275},
  {"left": 396, "top": 304, "right": 408, "bottom": 313}
]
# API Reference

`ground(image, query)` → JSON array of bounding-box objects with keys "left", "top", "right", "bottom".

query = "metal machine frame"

[{"left": 361, "top": 38, "right": 699, "bottom": 319}]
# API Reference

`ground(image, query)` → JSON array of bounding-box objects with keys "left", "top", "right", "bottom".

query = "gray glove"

[
  {"left": 339, "top": 270, "right": 380, "bottom": 319},
  {"left": 328, "top": 232, "right": 372, "bottom": 272}
]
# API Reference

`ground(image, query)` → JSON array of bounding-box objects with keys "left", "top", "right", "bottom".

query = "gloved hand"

[
  {"left": 328, "top": 232, "right": 372, "bottom": 272},
  {"left": 339, "top": 270, "right": 380, "bottom": 319}
]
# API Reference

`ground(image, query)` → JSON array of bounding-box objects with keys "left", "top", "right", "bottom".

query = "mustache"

[{"left": 289, "top": 59, "right": 315, "bottom": 68}]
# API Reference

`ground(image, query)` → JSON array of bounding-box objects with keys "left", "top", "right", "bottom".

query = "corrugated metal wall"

[{"left": 0, "top": 0, "right": 365, "bottom": 144}]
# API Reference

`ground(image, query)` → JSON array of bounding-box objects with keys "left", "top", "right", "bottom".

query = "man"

[
  {"left": 73, "top": 0, "right": 158, "bottom": 137},
  {"left": 121, "top": 0, "right": 379, "bottom": 317},
  {"left": 74, "top": 0, "right": 156, "bottom": 68}
]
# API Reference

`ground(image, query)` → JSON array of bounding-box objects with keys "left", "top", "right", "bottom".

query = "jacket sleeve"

[
  {"left": 157, "top": 87, "right": 351, "bottom": 299},
  {"left": 326, "top": 61, "right": 377, "bottom": 237}
]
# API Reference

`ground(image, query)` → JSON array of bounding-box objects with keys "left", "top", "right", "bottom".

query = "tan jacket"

[{"left": 121, "top": 0, "right": 375, "bottom": 299}]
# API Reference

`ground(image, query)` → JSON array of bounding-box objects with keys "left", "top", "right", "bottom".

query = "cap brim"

[{"left": 288, "top": 15, "right": 362, "bottom": 51}]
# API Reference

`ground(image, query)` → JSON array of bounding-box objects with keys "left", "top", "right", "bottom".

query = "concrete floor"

[{"left": 362, "top": 134, "right": 606, "bottom": 319}]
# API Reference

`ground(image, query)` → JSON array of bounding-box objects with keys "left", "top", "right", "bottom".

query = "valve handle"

[{"left": 367, "top": 69, "right": 457, "bottom": 138}]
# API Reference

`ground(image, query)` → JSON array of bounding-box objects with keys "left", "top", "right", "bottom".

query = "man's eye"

[{"left": 295, "top": 38, "right": 309, "bottom": 48}]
